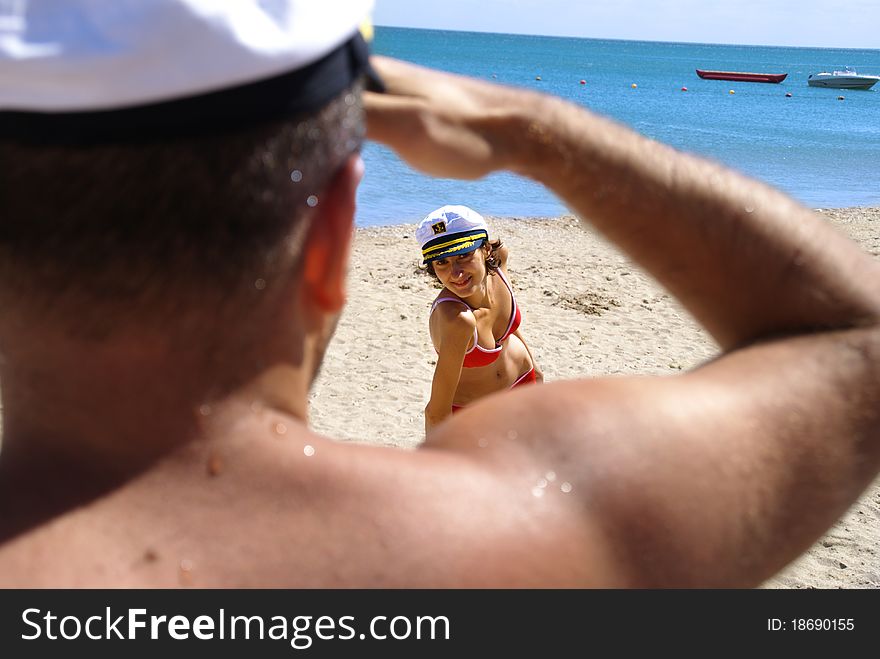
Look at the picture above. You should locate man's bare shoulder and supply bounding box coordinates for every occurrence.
[0,413,602,588]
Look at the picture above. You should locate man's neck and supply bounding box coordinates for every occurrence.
[0,320,312,479]
[0,336,312,543]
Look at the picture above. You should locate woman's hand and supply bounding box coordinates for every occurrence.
[424,401,449,434]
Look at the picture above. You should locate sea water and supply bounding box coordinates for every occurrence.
[357,26,880,226]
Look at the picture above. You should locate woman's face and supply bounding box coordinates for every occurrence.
[431,245,489,297]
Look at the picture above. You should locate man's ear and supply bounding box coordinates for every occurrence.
[301,155,364,312]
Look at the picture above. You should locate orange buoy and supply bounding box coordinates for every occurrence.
[631,83,637,88]
[729,89,735,94]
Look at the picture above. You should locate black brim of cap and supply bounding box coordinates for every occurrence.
[353,31,386,95]
[0,32,384,145]
[424,238,487,264]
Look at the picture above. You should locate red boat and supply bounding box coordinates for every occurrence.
[696,69,787,84]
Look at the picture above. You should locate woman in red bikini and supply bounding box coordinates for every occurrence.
[417,205,543,431]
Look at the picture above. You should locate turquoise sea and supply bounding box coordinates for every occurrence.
[357,26,880,227]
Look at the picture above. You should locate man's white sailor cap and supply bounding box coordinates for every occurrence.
[0,0,381,142]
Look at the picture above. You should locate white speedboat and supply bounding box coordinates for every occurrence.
[807,69,880,90]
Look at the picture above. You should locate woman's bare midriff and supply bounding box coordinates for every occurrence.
[453,334,533,406]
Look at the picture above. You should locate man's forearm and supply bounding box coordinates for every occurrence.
[365,56,880,347]
[501,94,880,349]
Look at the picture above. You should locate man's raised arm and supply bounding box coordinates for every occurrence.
[365,57,880,587]
[365,56,880,349]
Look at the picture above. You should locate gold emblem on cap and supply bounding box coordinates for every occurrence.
[359,18,374,42]
[431,221,446,235]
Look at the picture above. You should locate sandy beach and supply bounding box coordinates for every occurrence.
[309,206,880,589]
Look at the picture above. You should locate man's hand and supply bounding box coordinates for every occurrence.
[364,56,540,180]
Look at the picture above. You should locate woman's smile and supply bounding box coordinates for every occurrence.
[450,274,473,290]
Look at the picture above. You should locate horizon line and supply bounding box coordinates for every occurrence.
[372,23,880,52]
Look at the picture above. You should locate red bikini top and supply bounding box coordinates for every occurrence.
[430,268,521,368]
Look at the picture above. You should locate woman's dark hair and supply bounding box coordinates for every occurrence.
[425,238,503,279]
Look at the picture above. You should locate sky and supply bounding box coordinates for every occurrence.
[373,0,879,49]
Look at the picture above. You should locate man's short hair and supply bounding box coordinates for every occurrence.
[0,83,364,336]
